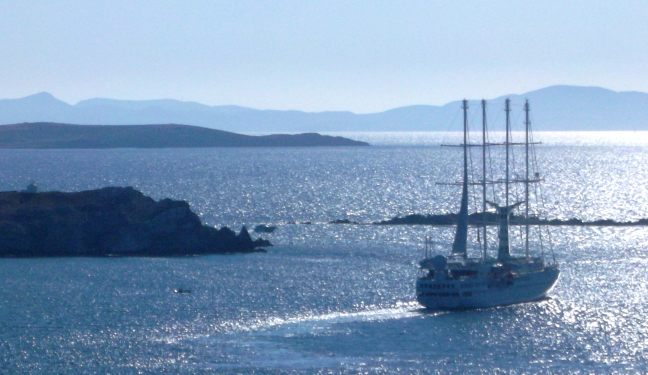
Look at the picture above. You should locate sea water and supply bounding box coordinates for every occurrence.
[1,132,648,373]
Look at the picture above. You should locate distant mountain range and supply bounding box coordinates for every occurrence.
[1,85,646,132]
[0,123,368,149]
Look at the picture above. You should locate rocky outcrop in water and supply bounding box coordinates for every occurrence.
[372,212,648,226]
[0,187,271,257]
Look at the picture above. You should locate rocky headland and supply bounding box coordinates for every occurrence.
[0,187,271,257]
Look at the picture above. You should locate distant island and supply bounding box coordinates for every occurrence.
[0,187,271,257]
[2,86,648,131]
[0,122,368,149]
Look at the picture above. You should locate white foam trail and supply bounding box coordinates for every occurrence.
[226,301,430,334]
[161,302,443,344]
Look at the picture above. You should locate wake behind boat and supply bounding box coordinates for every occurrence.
[416,99,559,309]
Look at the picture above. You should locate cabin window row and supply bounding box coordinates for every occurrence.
[421,292,460,297]
[419,292,473,298]
[421,284,455,290]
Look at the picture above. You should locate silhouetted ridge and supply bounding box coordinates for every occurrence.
[2,86,648,131]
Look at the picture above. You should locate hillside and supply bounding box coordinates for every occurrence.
[1,86,647,131]
[0,123,369,149]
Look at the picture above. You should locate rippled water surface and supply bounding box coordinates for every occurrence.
[2,132,648,373]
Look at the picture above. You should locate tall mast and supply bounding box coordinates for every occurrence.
[481,99,487,260]
[524,99,530,257]
[451,99,469,258]
[505,98,511,206]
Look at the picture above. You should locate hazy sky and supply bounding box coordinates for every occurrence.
[1,1,647,113]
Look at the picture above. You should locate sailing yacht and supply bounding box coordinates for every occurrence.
[416,99,559,309]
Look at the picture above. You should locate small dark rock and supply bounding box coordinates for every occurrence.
[329,219,359,224]
[254,224,276,233]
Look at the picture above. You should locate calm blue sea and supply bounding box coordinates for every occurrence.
[2,131,648,374]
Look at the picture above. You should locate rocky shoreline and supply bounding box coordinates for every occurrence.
[0,187,271,257]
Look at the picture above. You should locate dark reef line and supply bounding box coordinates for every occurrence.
[330,213,648,226]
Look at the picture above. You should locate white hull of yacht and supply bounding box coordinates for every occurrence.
[416,266,559,310]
